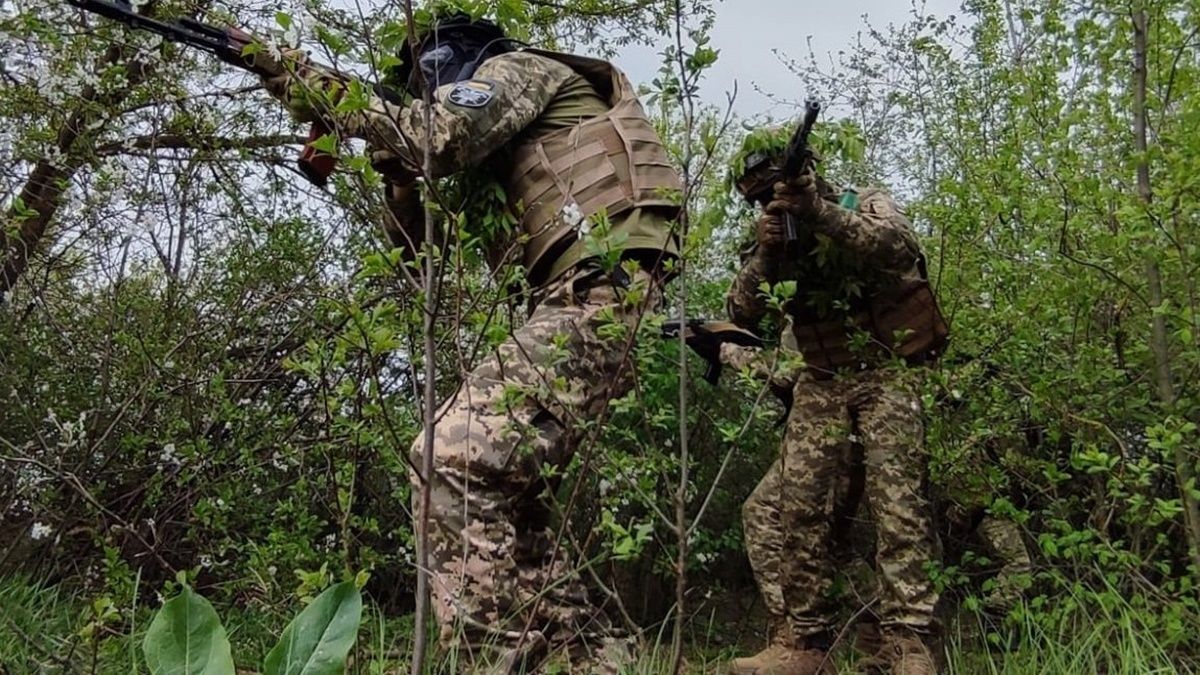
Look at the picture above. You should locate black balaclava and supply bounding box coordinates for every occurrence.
[404,14,513,97]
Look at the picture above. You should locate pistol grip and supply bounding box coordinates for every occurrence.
[783,212,799,243]
[299,121,336,187]
[703,360,722,386]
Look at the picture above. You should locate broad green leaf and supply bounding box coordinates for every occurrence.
[142,586,235,675]
[264,581,363,675]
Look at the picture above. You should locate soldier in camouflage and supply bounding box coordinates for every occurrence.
[721,145,949,675]
[260,12,681,673]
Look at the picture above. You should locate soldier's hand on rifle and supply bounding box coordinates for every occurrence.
[770,165,825,222]
[755,211,787,252]
[260,48,313,104]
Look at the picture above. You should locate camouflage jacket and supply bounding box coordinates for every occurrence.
[726,186,935,372]
[265,50,580,179]
[264,50,680,285]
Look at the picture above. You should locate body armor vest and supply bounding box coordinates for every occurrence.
[788,255,949,376]
[505,49,682,279]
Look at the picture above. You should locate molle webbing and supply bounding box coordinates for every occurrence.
[506,49,682,276]
[791,281,949,376]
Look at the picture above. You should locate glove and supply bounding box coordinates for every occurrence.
[769,165,826,222]
[755,211,787,253]
[258,49,342,124]
[226,27,287,78]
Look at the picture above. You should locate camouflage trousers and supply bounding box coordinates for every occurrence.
[408,265,658,672]
[742,367,940,638]
[944,510,1031,613]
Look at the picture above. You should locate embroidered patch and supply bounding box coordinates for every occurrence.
[446,80,496,108]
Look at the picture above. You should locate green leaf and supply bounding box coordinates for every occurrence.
[263,581,363,675]
[142,585,235,675]
[309,133,339,156]
[11,195,37,219]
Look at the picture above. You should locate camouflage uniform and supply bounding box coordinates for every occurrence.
[418,266,658,671]
[942,507,1032,614]
[724,185,944,643]
[264,44,679,672]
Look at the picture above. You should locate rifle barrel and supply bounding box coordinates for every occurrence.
[69,0,235,57]
[783,100,821,177]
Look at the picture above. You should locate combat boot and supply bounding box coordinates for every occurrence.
[729,628,836,675]
[853,620,883,657]
[727,620,793,675]
[858,627,938,675]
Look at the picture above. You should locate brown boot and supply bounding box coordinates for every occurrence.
[728,620,793,675]
[853,621,883,656]
[859,627,938,675]
[771,647,837,675]
[729,630,836,675]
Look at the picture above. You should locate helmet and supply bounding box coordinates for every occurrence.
[394,12,514,96]
[730,124,823,206]
[730,125,790,206]
[733,149,783,206]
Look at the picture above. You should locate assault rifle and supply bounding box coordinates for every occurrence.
[661,319,763,385]
[736,100,822,244]
[66,0,336,186]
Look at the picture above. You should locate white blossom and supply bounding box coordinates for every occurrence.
[561,201,586,236]
[282,19,303,49]
[265,39,283,64]
[30,522,53,540]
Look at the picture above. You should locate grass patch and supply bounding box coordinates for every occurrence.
[2,574,1198,673]
[944,587,1197,675]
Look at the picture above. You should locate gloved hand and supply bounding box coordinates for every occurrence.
[769,165,826,222]
[257,48,340,124]
[755,211,787,253]
[226,28,288,78]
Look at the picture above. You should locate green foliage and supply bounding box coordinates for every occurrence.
[7,0,1200,669]
[263,581,364,675]
[143,584,235,675]
[727,118,868,188]
[139,580,363,675]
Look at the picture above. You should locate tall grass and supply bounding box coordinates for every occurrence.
[0,577,85,671]
[2,574,1196,673]
[944,586,1195,675]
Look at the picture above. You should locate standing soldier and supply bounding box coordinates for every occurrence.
[259,9,681,673]
[720,138,949,675]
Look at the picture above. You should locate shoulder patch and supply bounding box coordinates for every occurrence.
[445,79,497,109]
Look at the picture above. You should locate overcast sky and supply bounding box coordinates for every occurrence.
[617,0,963,119]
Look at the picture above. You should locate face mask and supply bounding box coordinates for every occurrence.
[417,43,461,91]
